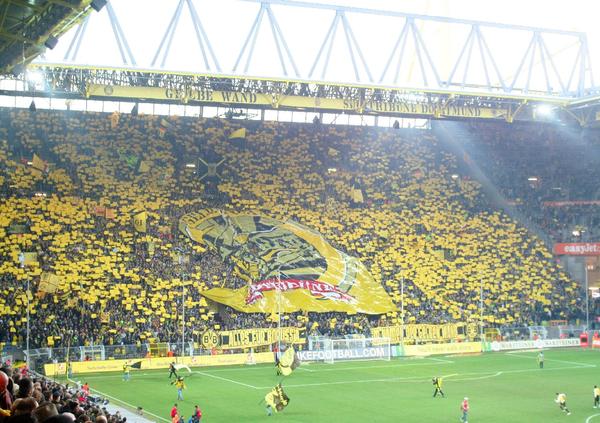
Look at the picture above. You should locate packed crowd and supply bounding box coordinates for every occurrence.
[0,109,581,354]
[0,362,124,423]
[462,121,600,242]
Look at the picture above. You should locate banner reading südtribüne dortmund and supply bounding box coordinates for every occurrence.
[179,211,395,314]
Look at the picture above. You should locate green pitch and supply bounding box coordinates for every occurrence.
[65,348,600,422]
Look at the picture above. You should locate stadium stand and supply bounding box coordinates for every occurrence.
[0,109,581,352]
[0,362,127,423]
[460,122,600,243]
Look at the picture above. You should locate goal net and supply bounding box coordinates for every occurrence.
[322,337,391,364]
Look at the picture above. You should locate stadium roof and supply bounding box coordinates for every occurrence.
[0,0,93,72]
[3,0,600,125]
[23,0,598,97]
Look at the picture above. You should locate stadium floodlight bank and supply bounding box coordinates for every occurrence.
[298,337,391,363]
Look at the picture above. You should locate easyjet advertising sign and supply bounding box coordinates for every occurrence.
[554,243,600,255]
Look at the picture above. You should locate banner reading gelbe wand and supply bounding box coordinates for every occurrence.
[179,211,394,314]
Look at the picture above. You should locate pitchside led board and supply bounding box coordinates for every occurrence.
[179,211,395,314]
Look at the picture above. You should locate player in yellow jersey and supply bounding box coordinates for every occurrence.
[537,351,544,369]
[555,393,571,415]
[432,377,445,397]
[122,363,130,382]
[594,385,600,408]
[171,377,186,401]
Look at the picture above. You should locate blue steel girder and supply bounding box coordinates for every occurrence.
[239,0,592,96]
[378,18,409,83]
[38,0,595,98]
[186,0,221,72]
[106,1,136,66]
[233,2,299,76]
[152,0,185,67]
[62,1,136,66]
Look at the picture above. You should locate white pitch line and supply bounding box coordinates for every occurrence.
[298,367,315,372]
[193,371,259,389]
[445,364,592,381]
[448,371,503,382]
[293,360,454,373]
[254,375,428,389]
[72,358,452,380]
[506,352,596,367]
[254,363,593,390]
[428,357,455,364]
[586,413,600,423]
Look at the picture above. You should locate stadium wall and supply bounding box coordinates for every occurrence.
[44,352,274,376]
[43,339,582,374]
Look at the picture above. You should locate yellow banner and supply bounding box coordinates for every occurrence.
[402,341,482,357]
[228,128,246,139]
[19,252,38,266]
[87,84,509,119]
[39,272,60,293]
[133,211,147,233]
[44,352,274,376]
[180,211,394,314]
[201,327,305,350]
[371,323,479,343]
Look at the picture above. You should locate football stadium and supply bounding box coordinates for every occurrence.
[2,0,600,422]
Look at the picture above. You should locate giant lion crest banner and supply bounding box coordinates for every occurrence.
[179,211,394,314]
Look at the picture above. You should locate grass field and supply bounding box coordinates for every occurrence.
[63,348,600,423]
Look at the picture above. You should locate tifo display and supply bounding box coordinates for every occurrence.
[0,110,581,355]
[0,106,597,423]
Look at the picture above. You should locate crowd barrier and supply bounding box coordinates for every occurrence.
[43,337,584,376]
[296,347,387,362]
[399,341,482,357]
[487,338,581,352]
[44,352,274,376]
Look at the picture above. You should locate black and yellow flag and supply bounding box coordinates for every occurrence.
[158,118,172,137]
[39,272,60,294]
[128,361,142,369]
[133,211,147,233]
[265,383,290,413]
[351,186,364,203]
[228,128,246,140]
[138,160,150,174]
[278,346,300,376]
[18,252,38,267]
[110,111,120,129]
[31,154,48,176]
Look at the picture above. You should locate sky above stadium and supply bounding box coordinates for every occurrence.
[38,0,600,92]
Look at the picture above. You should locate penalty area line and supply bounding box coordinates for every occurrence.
[193,371,260,389]
[506,352,596,368]
[262,363,590,389]
[255,374,427,390]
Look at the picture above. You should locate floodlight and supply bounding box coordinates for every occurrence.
[26,70,45,88]
[91,0,107,12]
[44,36,58,50]
[535,104,553,117]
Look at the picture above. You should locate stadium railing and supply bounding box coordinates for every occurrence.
[25,342,207,371]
